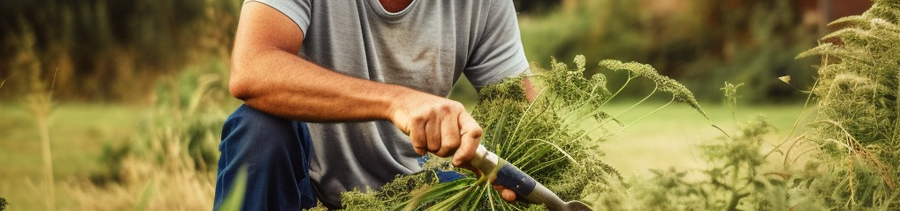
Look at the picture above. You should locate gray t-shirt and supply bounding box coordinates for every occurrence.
[248,0,529,207]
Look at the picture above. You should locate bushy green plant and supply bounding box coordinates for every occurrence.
[73,58,235,210]
[91,59,233,186]
[797,0,900,208]
[627,82,830,211]
[0,197,8,211]
[336,55,708,210]
[636,117,827,211]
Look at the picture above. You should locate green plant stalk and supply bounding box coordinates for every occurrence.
[536,72,622,131]
[508,88,548,149]
[764,78,819,159]
[217,166,249,211]
[33,70,58,211]
[892,71,900,144]
[510,142,569,173]
[596,81,656,131]
[133,180,155,211]
[561,81,659,140]
[622,97,674,129]
[38,116,54,211]
[541,91,617,141]
[600,74,636,108]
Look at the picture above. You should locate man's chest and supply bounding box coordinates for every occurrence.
[299,1,485,96]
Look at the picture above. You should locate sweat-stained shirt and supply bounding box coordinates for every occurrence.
[246,0,529,207]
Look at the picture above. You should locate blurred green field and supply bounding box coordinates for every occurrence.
[598,102,807,177]
[0,103,148,210]
[0,101,807,210]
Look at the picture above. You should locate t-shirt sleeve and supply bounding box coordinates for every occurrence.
[464,0,531,89]
[245,0,312,36]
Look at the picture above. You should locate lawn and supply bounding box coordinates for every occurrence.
[598,102,808,177]
[0,103,148,210]
[0,101,807,210]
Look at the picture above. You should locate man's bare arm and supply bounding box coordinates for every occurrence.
[230,2,482,164]
[232,3,403,122]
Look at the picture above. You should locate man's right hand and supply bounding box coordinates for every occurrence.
[389,92,482,167]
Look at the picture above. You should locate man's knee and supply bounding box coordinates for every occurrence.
[224,105,295,138]
[215,104,316,210]
[221,104,310,154]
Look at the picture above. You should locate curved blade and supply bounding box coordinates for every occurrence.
[562,201,593,211]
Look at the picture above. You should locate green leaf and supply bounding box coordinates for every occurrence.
[216,166,248,211]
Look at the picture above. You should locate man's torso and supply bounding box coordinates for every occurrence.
[250,0,528,207]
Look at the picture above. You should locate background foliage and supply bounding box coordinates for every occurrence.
[1,0,831,103]
[518,0,820,103]
[0,0,239,101]
[2,0,895,210]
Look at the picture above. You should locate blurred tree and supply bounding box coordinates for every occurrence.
[513,0,563,14]
[519,0,827,103]
[0,0,239,102]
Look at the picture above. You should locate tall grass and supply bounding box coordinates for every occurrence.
[10,25,59,211]
[3,11,239,208]
[57,58,237,210]
[32,72,55,211]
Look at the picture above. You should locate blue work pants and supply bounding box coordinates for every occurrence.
[213,104,317,210]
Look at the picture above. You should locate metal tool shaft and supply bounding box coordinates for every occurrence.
[469,145,581,211]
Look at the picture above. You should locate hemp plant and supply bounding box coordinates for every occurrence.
[336,55,708,210]
[796,0,900,208]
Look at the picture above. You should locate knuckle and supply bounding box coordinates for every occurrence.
[438,103,454,113]
[442,139,460,149]
[451,101,464,110]
[426,133,437,142]
[435,148,448,157]
[470,128,483,139]
[412,115,426,124]
[428,139,441,150]
[427,140,438,149]
[411,136,425,146]
[410,133,423,143]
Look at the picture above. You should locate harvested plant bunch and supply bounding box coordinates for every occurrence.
[338,55,707,210]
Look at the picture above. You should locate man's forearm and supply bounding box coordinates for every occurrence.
[230,48,420,123]
[229,2,418,123]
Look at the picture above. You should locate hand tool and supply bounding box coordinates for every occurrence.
[469,145,595,211]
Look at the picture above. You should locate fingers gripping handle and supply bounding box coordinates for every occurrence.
[495,160,538,199]
[473,145,570,209]
[473,145,536,199]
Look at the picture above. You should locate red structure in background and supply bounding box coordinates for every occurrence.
[796,0,872,35]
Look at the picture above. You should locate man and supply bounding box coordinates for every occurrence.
[214,0,534,210]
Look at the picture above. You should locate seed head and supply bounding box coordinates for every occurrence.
[600,60,709,119]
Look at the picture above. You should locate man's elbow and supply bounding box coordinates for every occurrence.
[228,62,254,101]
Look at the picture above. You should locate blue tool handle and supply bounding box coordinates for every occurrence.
[493,162,538,200]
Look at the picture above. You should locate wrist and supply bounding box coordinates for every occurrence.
[382,85,415,122]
